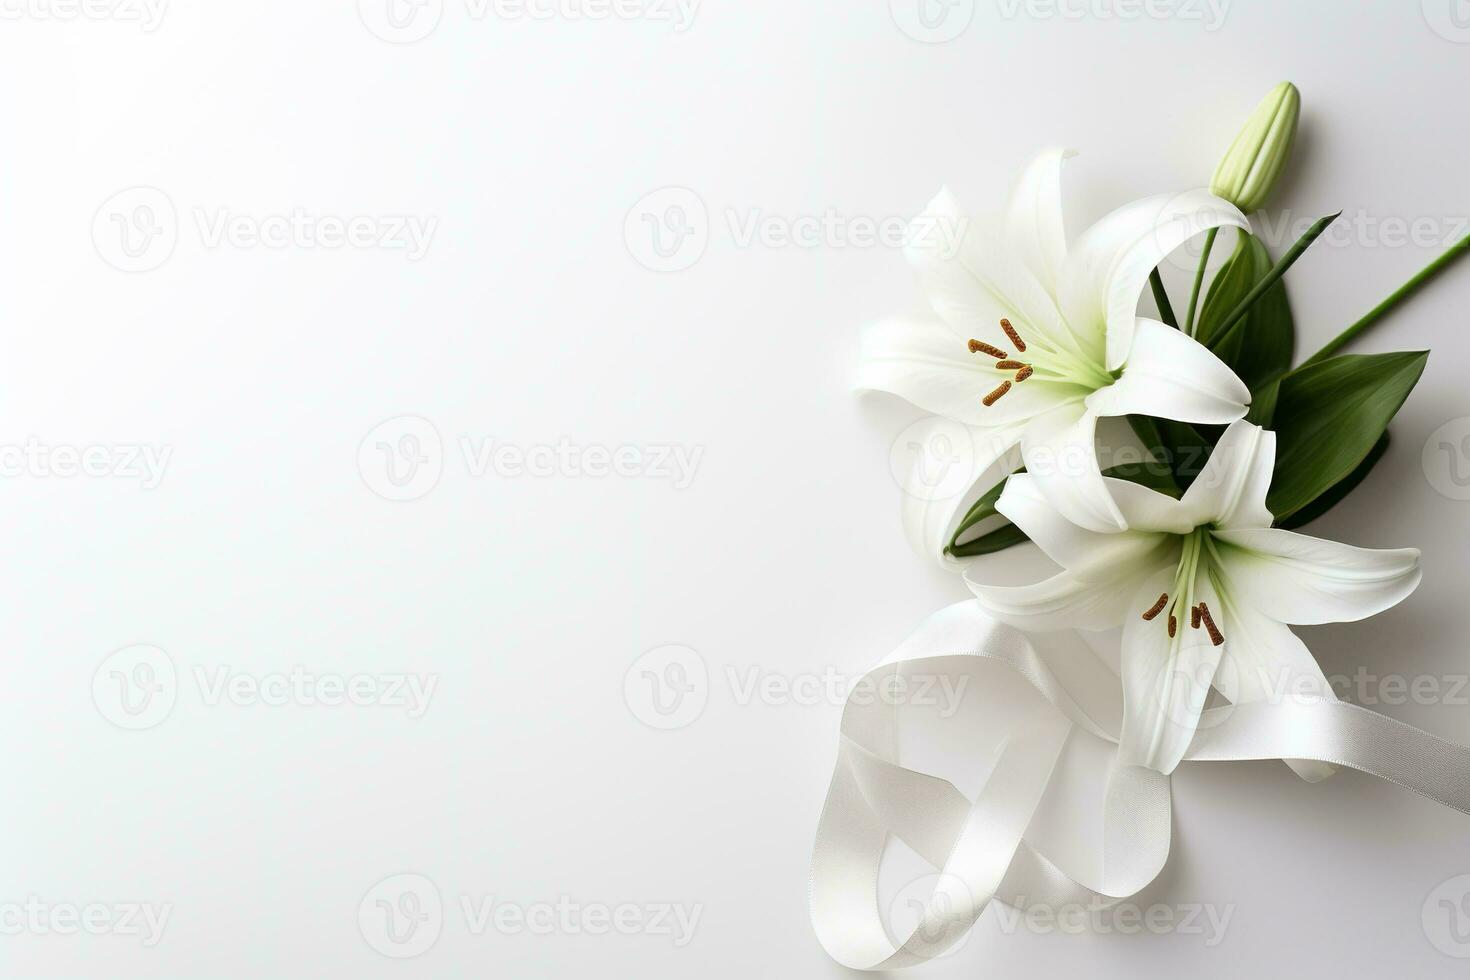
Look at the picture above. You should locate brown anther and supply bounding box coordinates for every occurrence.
[1141,593,1168,621]
[996,360,1026,371]
[1014,365,1034,383]
[1198,603,1224,647]
[982,381,1012,407]
[1168,615,1178,638]
[969,339,1008,359]
[1190,605,1202,630]
[1000,319,1027,353]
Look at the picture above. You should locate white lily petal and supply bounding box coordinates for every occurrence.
[1059,190,1249,371]
[1005,148,1074,295]
[996,473,1171,573]
[1020,401,1124,533]
[1118,568,1225,774]
[965,557,1165,633]
[855,315,1088,426]
[901,426,1024,563]
[1086,318,1250,424]
[1106,477,1198,536]
[905,187,1087,361]
[1210,585,1338,783]
[1181,420,1276,530]
[1212,528,1422,626]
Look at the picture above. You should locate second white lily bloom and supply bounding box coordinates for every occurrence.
[967,420,1423,775]
[859,150,1253,548]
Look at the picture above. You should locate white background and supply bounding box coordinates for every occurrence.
[2,0,1470,976]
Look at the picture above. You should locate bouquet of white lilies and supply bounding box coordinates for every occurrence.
[810,84,1470,970]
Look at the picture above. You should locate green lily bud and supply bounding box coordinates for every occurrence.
[1210,81,1300,213]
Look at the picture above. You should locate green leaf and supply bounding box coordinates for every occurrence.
[1125,416,1179,492]
[947,471,1014,555]
[1196,235,1262,346]
[1129,415,1216,490]
[1277,432,1391,530]
[1197,234,1295,391]
[1266,351,1428,519]
[948,522,1029,558]
[1149,268,1179,329]
[1246,375,1281,427]
[1158,420,1218,489]
[1104,457,1183,498]
[1208,212,1339,353]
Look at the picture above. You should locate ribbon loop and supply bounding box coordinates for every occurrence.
[811,600,1470,970]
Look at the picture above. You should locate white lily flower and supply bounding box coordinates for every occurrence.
[966,419,1422,776]
[859,150,1253,549]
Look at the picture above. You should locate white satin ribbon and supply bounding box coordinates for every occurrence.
[809,600,1470,970]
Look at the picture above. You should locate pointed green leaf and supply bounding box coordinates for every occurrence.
[1208,212,1339,352]
[1102,458,1182,498]
[1127,415,1215,490]
[1246,375,1281,427]
[948,522,1030,558]
[948,471,1013,554]
[1196,235,1262,346]
[1197,233,1295,391]
[1149,268,1179,328]
[1267,351,1428,519]
[1277,432,1391,530]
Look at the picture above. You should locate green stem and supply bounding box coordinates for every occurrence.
[1183,227,1218,337]
[1149,269,1178,328]
[1299,231,1470,369]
